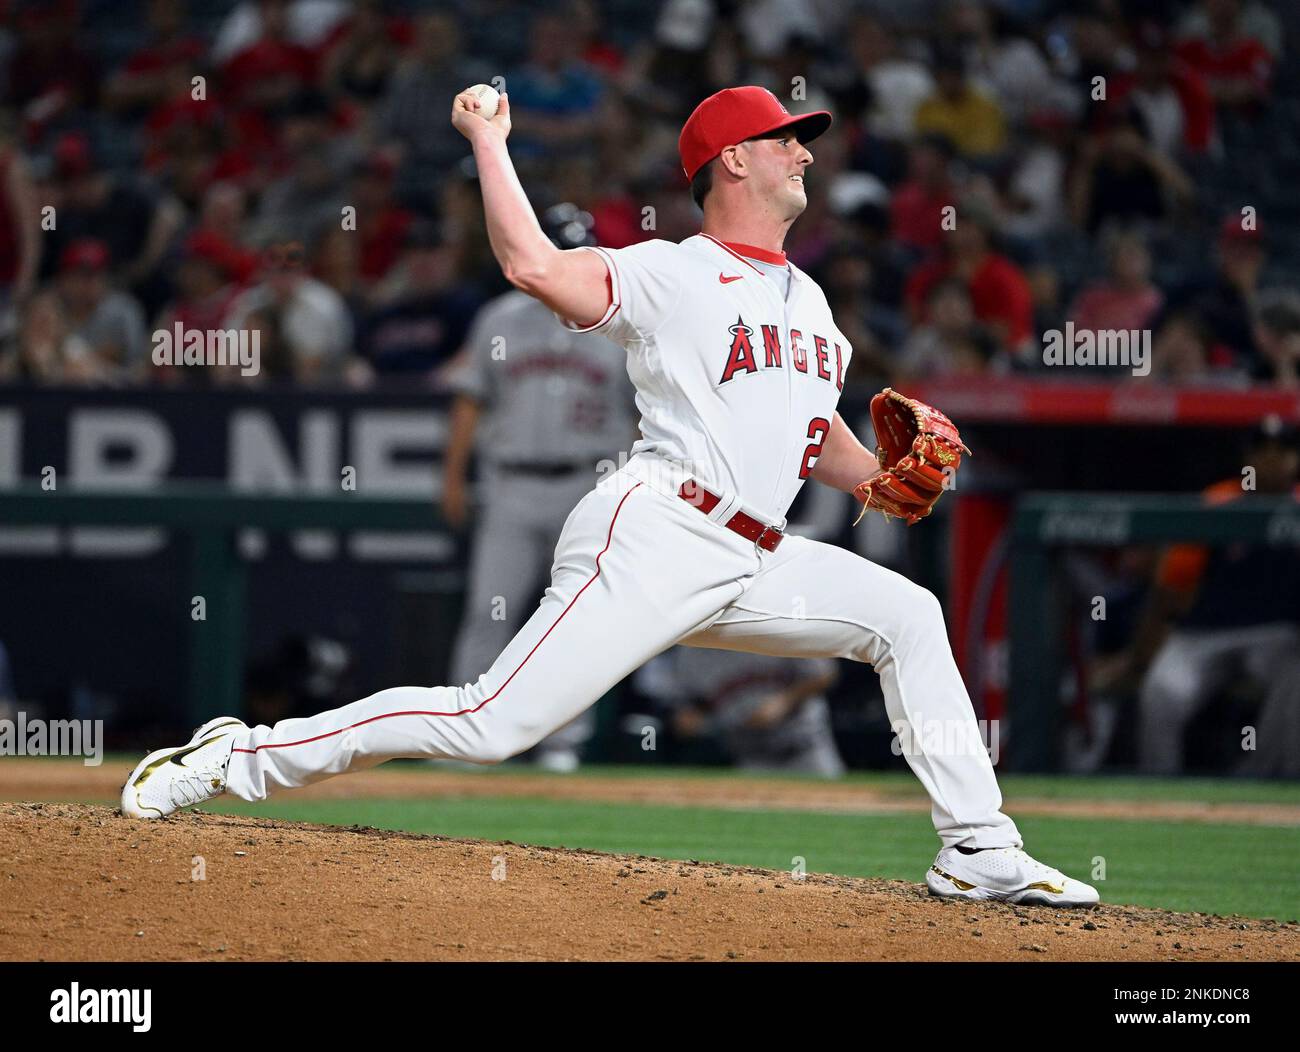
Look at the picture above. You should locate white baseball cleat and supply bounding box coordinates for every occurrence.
[926,846,1100,908]
[120,717,248,819]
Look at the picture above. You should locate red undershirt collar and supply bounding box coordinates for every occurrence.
[720,240,787,266]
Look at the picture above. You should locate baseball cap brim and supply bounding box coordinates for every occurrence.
[754,110,832,146]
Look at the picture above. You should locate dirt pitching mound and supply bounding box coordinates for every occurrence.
[2,803,1296,961]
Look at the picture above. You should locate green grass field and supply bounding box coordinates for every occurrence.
[204,765,1300,921]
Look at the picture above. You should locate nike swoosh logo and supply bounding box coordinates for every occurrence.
[168,739,218,768]
[128,737,219,788]
[719,274,743,284]
[130,719,242,784]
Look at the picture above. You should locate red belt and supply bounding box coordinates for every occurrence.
[677,481,784,552]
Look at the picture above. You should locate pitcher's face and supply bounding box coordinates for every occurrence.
[742,134,813,219]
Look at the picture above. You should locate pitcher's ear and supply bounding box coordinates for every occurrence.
[718,144,746,179]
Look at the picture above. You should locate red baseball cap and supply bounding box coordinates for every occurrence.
[678,86,831,182]
[54,132,95,180]
[1219,214,1264,244]
[183,229,242,276]
[59,239,110,273]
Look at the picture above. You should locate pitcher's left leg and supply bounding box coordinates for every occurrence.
[685,534,1017,849]
[684,535,1098,905]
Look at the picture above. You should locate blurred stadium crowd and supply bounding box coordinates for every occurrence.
[1,0,1299,780]
[0,0,1298,392]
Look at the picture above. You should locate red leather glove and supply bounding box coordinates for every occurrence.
[853,388,970,526]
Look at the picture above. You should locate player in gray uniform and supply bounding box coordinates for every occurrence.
[441,205,638,771]
[651,648,845,777]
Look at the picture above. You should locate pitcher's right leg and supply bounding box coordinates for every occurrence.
[222,479,750,802]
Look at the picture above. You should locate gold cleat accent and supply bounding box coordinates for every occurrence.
[931,865,977,891]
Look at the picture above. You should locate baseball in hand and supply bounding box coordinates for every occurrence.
[465,83,500,121]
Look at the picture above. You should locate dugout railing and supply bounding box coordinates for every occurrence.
[1008,492,1300,771]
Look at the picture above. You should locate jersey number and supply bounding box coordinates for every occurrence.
[799,417,830,479]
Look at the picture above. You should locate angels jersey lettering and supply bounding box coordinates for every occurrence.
[566,234,852,524]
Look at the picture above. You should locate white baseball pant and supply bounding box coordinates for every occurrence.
[450,467,601,758]
[225,460,1021,849]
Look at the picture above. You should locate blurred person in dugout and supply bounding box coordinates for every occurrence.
[440,204,637,772]
[643,648,845,778]
[1094,417,1300,776]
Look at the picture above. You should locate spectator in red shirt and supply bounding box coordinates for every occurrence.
[898,278,1005,381]
[152,229,249,386]
[189,182,258,285]
[1108,21,1215,156]
[142,86,225,194]
[1067,229,1164,335]
[211,2,326,196]
[571,0,625,77]
[889,135,957,256]
[1176,0,1274,111]
[905,198,1034,353]
[587,181,646,249]
[1178,0,1282,58]
[349,153,414,283]
[105,0,207,117]
[220,0,318,116]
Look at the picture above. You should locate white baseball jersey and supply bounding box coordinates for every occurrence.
[567,233,853,525]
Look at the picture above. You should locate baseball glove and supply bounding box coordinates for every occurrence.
[853,388,970,526]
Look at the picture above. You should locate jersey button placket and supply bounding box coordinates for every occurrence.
[771,272,798,506]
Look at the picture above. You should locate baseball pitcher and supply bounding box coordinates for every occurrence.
[123,85,1098,907]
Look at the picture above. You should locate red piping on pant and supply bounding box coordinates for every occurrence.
[230,483,644,756]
